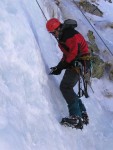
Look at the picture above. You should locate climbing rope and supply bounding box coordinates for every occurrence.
[35,0,48,21]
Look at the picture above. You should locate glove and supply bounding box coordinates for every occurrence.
[49,67,61,75]
[57,60,69,70]
[49,60,69,75]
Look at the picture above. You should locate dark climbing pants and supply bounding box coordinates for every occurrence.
[60,68,86,117]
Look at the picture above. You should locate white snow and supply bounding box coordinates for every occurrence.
[0,0,113,150]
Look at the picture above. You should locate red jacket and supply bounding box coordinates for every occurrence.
[58,29,89,63]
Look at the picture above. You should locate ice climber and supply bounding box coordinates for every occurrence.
[46,18,90,129]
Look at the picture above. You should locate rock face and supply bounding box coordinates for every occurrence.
[87,30,100,53]
[109,69,113,80]
[55,0,60,6]
[106,22,113,29]
[80,0,112,4]
[79,1,103,17]
[87,30,105,79]
[91,55,105,78]
[106,63,113,80]
[87,30,113,80]
[105,0,112,3]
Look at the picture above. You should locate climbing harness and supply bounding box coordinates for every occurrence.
[72,56,94,98]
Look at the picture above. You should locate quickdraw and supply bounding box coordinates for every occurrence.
[72,60,94,98]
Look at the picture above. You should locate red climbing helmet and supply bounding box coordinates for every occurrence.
[46,18,61,32]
